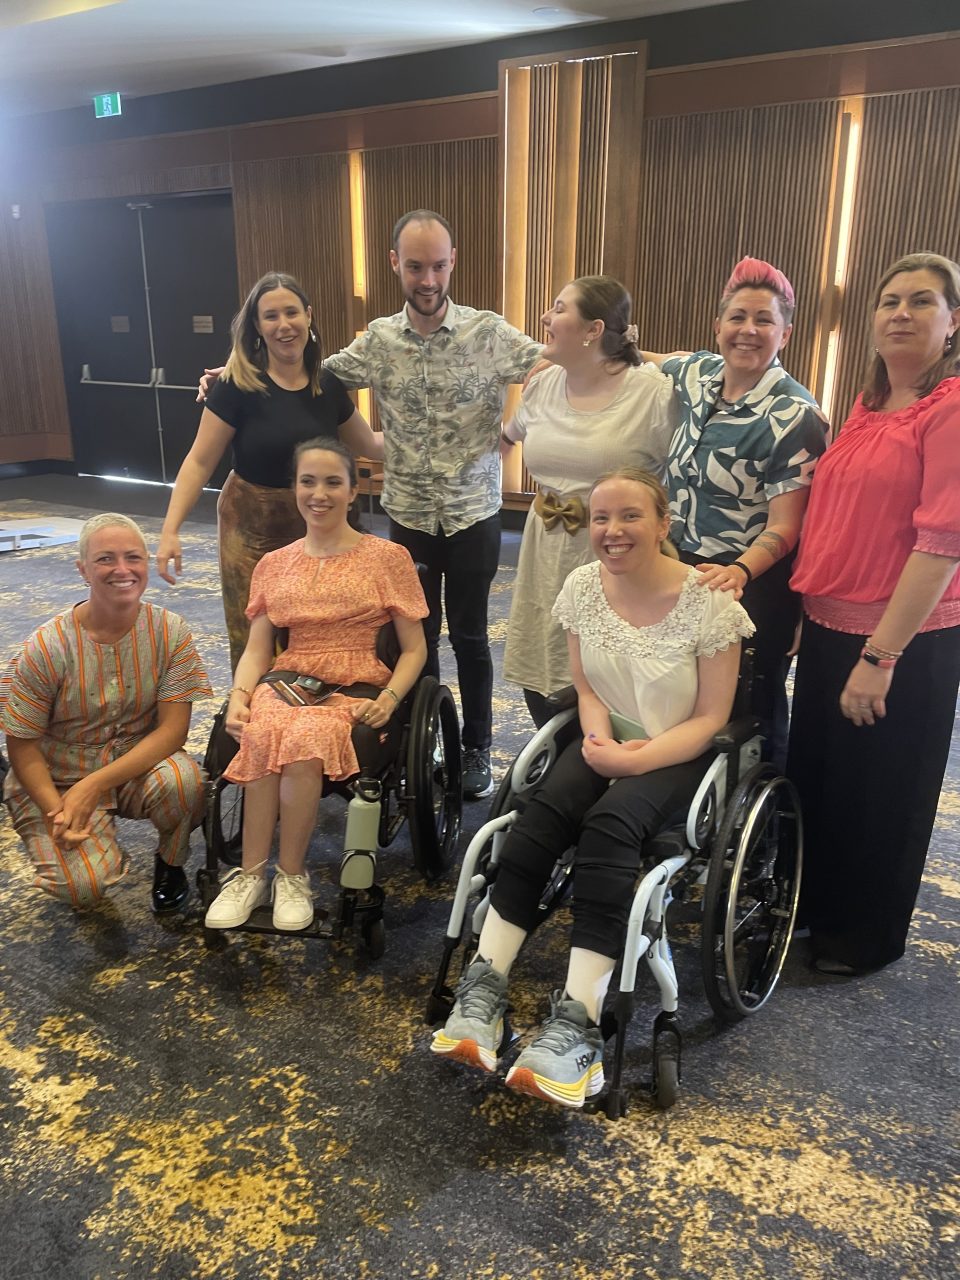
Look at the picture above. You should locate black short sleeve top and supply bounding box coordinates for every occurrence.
[204,368,355,488]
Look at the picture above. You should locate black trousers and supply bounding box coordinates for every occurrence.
[680,551,798,765]
[787,618,960,970]
[491,739,712,958]
[389,514,501,751]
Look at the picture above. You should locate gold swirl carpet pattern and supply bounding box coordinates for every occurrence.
[0,498,957,1280]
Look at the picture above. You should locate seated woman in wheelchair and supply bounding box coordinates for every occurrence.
[204,438,427,932]
[431,467,753,1107]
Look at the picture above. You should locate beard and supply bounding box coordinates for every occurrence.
[405,285,449,318]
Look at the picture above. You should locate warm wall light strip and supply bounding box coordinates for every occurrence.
[348,150,366,301]
[820,101,863,423]
[347,151,372,423]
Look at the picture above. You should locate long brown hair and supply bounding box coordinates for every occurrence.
[222,272,322,396]
[862,252,960,410]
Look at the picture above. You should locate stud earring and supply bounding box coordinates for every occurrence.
[583,338,592,348]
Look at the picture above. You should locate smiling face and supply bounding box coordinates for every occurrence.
[390,219,456,319]
[295,448,358,529]
[77,525,149,608]
[589,476,670,574]
[255,286,312,369]
[541,282,600,364]
[714,287,791,386]
[873,268,960,372]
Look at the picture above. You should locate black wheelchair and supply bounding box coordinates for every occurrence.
[197,621,462,956]
[426,654,802,1115]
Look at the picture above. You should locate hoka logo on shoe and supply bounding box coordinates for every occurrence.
[576,1051,596,1071]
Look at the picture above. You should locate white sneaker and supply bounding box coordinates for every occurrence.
[205,869,269,929]
[272,869,314,931]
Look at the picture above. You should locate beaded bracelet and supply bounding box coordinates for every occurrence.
[864,638,903,660]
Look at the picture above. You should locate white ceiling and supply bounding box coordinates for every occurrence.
[0,0,743,118]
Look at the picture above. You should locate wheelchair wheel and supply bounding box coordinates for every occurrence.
[701,764,802,1023]
[206,779,244,867]
[407,678,462,881]
[202,702,243,866]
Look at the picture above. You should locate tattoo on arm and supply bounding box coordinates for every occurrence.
[754,530,790,562]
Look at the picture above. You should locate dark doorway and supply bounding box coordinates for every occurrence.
[45,192,238,484]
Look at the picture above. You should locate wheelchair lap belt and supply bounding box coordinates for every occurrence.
[258,671,383,706]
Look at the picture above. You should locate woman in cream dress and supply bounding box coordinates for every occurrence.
[502,276,676,725]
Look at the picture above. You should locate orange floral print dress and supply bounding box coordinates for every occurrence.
[224,535,428,784]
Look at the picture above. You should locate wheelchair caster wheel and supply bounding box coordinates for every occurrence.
[361,917,385,959]
[425,991,454,1024]
[652,1045,680,1109]
[602,1088,628,1120]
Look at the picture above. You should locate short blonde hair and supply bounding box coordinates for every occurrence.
[77,513,147,560]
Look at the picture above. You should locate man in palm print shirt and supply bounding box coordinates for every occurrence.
[326,211,542,798]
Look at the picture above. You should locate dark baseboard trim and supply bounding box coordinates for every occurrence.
[0,460,78,480]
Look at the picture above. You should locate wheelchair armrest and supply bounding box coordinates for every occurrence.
[713,715,761,752]
[544,685,578,713]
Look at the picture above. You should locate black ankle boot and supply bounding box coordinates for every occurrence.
[152,855,189,914]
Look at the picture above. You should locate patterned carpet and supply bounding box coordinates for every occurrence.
[0,495,957,1280]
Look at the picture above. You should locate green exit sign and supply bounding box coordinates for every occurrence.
[94,92,122,118]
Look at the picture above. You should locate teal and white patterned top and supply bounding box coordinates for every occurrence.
[325,300,542,535]
[662,351,828,559]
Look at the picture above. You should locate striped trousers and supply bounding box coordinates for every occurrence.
[7,751,205,909]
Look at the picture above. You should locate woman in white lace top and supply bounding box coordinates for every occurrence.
[431,468,753,1108]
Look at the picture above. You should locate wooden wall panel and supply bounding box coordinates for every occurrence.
[830,87,960,423]
[574,58,610,279]
[232,154,354,363]
[360,137,499,323]
[0,191,72,460]
[634,99,841,396]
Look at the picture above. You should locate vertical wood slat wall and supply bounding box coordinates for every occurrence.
[634,99,841,397]
[232,155,354,364]
[574,58,610,279]
[830,87,960,424]
[501,46,646,492]
[361,138,499,325]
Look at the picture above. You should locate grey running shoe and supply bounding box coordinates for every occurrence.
[462,748,494,799]
[430,958,508,1072]
[505,992,604,1108]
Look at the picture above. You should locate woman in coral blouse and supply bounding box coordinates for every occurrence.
[203,438,427,934]
[789,252,960,975]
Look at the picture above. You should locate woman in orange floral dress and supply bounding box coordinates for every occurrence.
[204,439,428,932]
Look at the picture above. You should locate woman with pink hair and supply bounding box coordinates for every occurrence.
[646,257,828,757]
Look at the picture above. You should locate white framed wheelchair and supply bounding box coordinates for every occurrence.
[425,674,802,1116]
